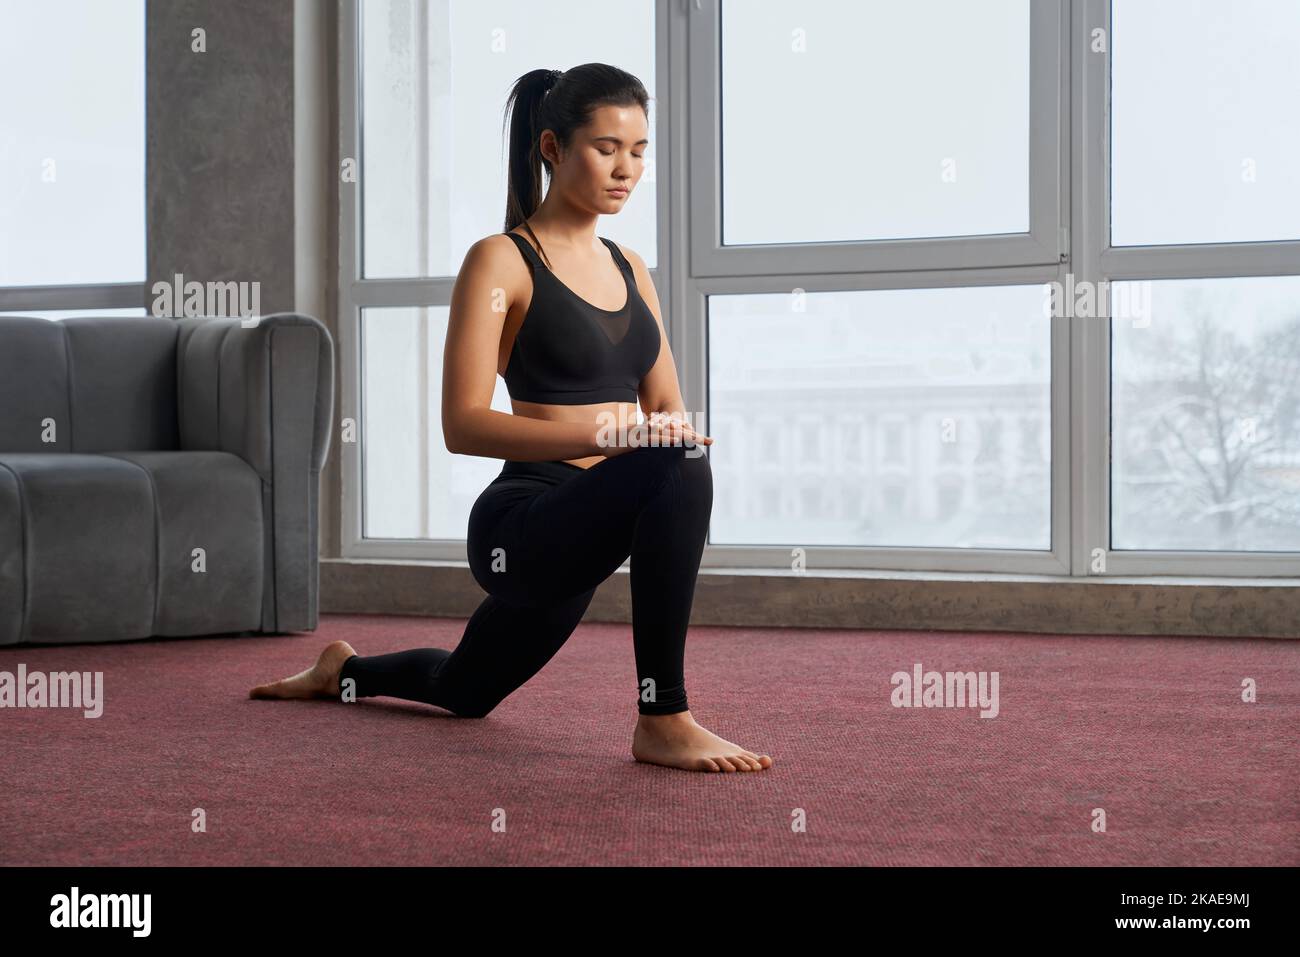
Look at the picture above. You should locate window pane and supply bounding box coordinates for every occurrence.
[0,0,145,286]
[721,0,1030,246]
[1111,275,1300,551]
[1111,0,1300,247]
[359,0,657,279]
[361,307,511,540]
[708,284,1050,548]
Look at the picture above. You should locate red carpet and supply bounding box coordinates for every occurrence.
[2,614,1296,866]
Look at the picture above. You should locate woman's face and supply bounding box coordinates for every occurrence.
[545,104,649,214]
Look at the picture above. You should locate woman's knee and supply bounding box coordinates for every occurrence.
[676,446,713,510]
[644,443,712,520]
[639,440,710,473]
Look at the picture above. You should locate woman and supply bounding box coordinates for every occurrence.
[251,63,772,774]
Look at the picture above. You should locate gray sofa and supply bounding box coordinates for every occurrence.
[0,313,334,646]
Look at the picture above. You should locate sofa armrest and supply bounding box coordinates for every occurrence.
[175,313,335,631]
[175,313,334,479]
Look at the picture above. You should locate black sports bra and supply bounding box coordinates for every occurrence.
[502,231,661,405]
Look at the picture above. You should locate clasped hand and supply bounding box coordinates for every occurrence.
[601,411,713,457]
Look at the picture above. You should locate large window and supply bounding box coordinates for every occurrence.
[721,0,1031,246]
[1095,0,1300,575]
[709,284,1050,550]
[1109,0,1300,248]
[341,0,1300,578]
[1111,276,1300,552]
[0,0,146,318]
[693,0,1063,575]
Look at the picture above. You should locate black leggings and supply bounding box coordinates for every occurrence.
[338,442,713,717]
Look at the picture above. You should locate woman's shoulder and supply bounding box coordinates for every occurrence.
[604,237,645,265]
[480,228,527,248]
[455,231,536,286]
[604,238,648,280]
[465,230,533,263]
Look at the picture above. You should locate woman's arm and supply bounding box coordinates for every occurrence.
[623,244,690,422]
[442,236,603,462]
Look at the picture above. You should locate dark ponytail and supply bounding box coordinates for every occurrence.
[502,62,650,268]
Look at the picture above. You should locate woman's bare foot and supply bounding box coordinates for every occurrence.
[632,711,774,772]
[248,639,357,700]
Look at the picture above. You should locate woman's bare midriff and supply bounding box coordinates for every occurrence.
[508,398,638,469]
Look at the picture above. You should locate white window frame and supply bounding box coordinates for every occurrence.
[689,0,1065,277]
[1077,0,1300,576]
[337,0,1300,577]
[686,0,1069,574]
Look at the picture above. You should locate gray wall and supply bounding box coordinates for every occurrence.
[146,0,296,313]
[146,0,341,556]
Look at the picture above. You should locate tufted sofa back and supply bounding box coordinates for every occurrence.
[0,316,181,453]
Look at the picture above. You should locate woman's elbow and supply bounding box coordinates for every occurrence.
[444,406,488,455]
[442,415,466,454]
